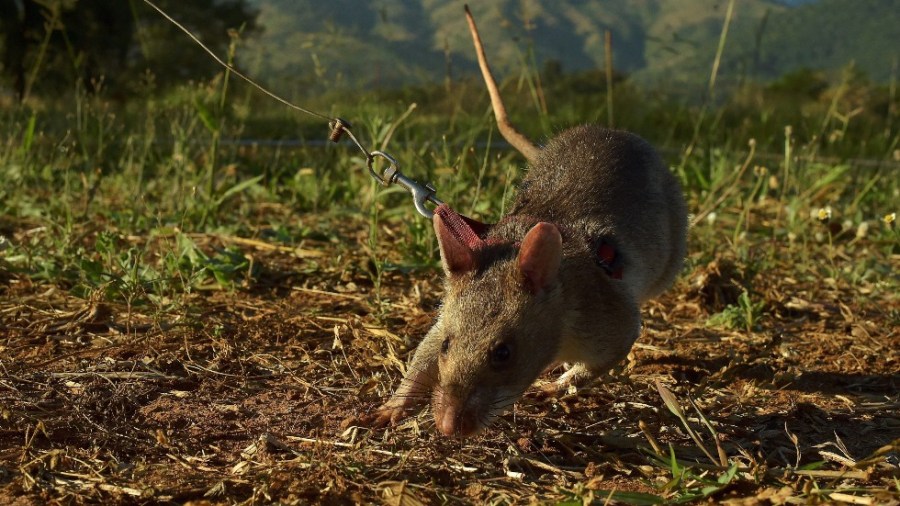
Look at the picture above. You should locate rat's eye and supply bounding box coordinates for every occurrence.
[490,343,511,367]
[441,338,450,354]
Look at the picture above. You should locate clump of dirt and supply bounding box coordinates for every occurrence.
[689,257,750,311]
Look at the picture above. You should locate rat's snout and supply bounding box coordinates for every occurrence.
[433,386,481,437]
[436,402,478,437]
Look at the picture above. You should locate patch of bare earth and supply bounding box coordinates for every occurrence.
[1,219,898,504]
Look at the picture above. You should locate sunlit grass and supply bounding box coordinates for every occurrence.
[2,69,897,308]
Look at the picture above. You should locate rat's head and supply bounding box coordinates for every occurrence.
[430,214,564,437]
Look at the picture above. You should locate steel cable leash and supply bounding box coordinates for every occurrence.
[142,0,444,218]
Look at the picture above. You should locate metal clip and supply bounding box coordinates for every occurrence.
[367,151,443,218]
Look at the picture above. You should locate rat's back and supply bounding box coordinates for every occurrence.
[508,125,687,301]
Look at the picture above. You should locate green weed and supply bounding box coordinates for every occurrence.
[706,290,765,332]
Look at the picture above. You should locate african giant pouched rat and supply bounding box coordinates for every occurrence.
[371,7,688,437]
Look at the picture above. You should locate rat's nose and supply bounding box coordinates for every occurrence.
[434,390,479,437]
[436,406,478,437]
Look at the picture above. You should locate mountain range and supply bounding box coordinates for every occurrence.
[240,0,898,92]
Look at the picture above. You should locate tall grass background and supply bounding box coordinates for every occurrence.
[0,20,897,317]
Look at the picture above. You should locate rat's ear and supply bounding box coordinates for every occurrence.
[517,222,562,294]
[434,214,477,275]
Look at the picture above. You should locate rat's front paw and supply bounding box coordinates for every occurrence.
[537,363,598,398]
[537,379,578,400]
[557,363,599,387]
[539,381,567,396]
[364,372,433,429]
[364,399,422,428]
[370,405,406,427]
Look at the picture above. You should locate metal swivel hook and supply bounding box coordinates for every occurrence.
[366,151,443,218]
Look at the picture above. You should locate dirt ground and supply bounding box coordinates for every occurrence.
[1,218,898,505]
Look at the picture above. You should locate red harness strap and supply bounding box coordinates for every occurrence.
[434,204,624,279]
[434,204,490,250]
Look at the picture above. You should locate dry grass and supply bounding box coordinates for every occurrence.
[1,207,898,505]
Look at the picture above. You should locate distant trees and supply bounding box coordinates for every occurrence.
[0,0,259,101]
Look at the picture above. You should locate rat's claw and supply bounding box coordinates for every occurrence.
[366,403,413,428]
[535,363,597,399]
[536,380,571,400]
[371,408,398,428]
